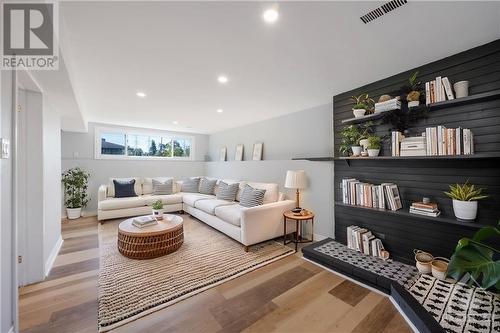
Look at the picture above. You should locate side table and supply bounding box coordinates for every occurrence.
[283,210,315,251]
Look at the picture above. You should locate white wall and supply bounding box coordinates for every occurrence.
[206,104,335,238]
[61,122,209,214]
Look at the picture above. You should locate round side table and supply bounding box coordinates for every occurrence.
[283,210,315,251]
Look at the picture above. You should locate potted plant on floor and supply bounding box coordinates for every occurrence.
[367,135,382,157]
[62,167,90,220]
[444,181,488,221]
[151,200,164,220]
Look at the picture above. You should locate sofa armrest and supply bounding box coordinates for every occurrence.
[240,200,296,246]
[98,185,108,203]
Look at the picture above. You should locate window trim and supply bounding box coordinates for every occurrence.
[94,126,195,161]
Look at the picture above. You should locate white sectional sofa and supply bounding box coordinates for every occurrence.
[98,177,296,250]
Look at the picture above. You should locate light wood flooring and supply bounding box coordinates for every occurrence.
[19,215,413,333]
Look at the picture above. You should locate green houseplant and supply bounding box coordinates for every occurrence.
[447,222,499,290]
[444,181,488,221]
[366,135,382,157]
[405,71,423,107]
[151,199,164,220]
[339,123,373,157]
[351,94,375,117]
[62,167,90,220]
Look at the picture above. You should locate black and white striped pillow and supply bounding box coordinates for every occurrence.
[216,181,239,201]
[199,178,217,195]
[181,177,201,193]
[239,184,266,207]
[152,178,173,195]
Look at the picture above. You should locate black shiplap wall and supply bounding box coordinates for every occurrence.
[333,39,500,264]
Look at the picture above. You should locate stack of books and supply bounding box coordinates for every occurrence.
[424,126,474,156]
[132,216,158,228]
[400,136,426,156]
[409,201,441,217]
[425,76,454,104]
[375,98,401,113]
[347,225,386,258]
[391,131,405,156]
[342,178,402,211]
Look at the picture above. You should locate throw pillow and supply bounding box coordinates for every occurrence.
[113,179,137,198]
[181,177,201,193]
[199,178,217,195]
[216,181,239,201]
[239,184,266,207]
[152,178,173,195]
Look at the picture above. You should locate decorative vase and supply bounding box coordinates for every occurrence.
[352,109,366,118]
[359,139,369,152]
[453,81,469,98]
[66,207,82,220]
[351,146,362,156]
[408,100,420,107]
[452,199,477,221]
[367,149,380,157]
[152,208,164,220]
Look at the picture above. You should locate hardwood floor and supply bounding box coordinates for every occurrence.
[19,215,413,333]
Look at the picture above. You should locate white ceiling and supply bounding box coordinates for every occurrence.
[58,1,500,134]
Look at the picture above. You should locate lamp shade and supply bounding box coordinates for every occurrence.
[284,170,307,189]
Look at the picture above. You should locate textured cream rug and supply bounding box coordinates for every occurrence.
[97,215,294,332]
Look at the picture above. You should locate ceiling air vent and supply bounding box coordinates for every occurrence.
[360,0,408,24]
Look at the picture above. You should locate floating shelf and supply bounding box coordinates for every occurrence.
[340,109,395,125]
[293,153,500,162]
[335,201,488,230]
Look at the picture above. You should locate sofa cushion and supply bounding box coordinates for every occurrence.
[246,182,279,204]
[199,178,217,195]
[181,177,201,193]
[108,177,142,197]
[214,204,245,227]
[216,181,240,201]
[194,199,236,215]
[98,196,146,211]
[113,179,138,198]
[143,194,183,206]
[239,184,266,207]
[182,193,215,207]
[218,179,246,201]
[152,178,173,195]
[143,177,173,195]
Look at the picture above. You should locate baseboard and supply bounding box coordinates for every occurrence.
[45,236,63,277]
[61,210,97,220]
[314,233,328,241]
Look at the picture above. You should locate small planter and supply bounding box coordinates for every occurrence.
[414,249,433,274]
[359,139,369,151]
[351,146,362,157]
[452,199,478,221]
[408,100,420,107]
[431,257,449,280]
[453,80,469,98]
[367,149,380,157]
[66,207,82,220]
[352,109,366,118]
[152,208,164,220]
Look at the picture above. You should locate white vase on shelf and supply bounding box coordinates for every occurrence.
[452,199,477,221]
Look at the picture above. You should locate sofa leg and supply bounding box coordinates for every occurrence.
[179,210,184,214]
[99,220,104,225]
[244,246,249,252]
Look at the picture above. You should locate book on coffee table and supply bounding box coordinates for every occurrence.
[132,216,158,228]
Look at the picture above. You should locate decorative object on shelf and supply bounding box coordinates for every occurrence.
[151,200,164,220]
[252,142,263,160]
[431,257,449,280]
[400,136,426,156]
[350,94,375,117]
[453,80,469,98]
[234,144,244,161]
[407,91,420,107]
[414,249,434,274]
[219,146,227,161]
[447,222,499,290]
[285,170,307,213]
[403,71,423,107]
[378,94,392,103]
[444,181,488,221]
[339,123,373,157]
[380,250,390,261]
[374,97,401,113]
[367,135,381,157]
[410,200,440,217]
[62,167,90,220]
[359,138,369,155]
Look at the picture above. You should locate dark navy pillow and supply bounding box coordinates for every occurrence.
[113,179,137,198]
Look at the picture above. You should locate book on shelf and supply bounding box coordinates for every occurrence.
[341,178,400,211]
[410,201,441,217]
[424,126,473,156]
[346,225,385,258]
[375,98,401,112]
[391,131,405,156]
[409,207,441,217]
[442,77,455,100]
[425,76,455,104]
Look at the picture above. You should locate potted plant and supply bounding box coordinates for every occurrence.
[447,222,499,290]
[62,167,90,220]
[339,123,373,157]
[367,135,382,157]
[405,71,423,107]
[350,94,374,118]
[444,181,488,221]
[151,200,164,220]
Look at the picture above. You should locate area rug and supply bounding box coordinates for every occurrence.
[97,216,294,332]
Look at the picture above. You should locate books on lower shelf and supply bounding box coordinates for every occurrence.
[132,215,158,228]
[409,201,441,217]
[425,76,455,104]
[342,178,402,211]
[347,225,386,259]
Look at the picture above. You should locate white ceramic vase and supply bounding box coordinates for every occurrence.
[152,208,164,220]
[352,109,366,118]
[452,199,477,221]
[359,139,369,152]
[66,207,82,220]
[453,81,469,98]
[351,146,362,156]
[367,149,380,157]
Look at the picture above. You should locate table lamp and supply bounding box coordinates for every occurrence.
[285,170,307,213]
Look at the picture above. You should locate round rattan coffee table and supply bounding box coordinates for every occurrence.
[117,214,183,259]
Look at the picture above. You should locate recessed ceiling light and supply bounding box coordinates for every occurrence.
[136,91,146,98]
[173,121,179,125]
[216,109,223,113]
[217,75,228,84]
[263,8,279,23]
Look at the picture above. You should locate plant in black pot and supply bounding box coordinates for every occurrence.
[62,167,90,220]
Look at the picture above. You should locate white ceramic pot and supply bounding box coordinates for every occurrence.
[351,146,362,156]
[152,208,164,220]
[453,80,469,98]
[66,207,82,220]
[452,199,478,221]
[408,100,420,107]
[352,109,366,118]
[367,149,380,157]
[359,139,369,152]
